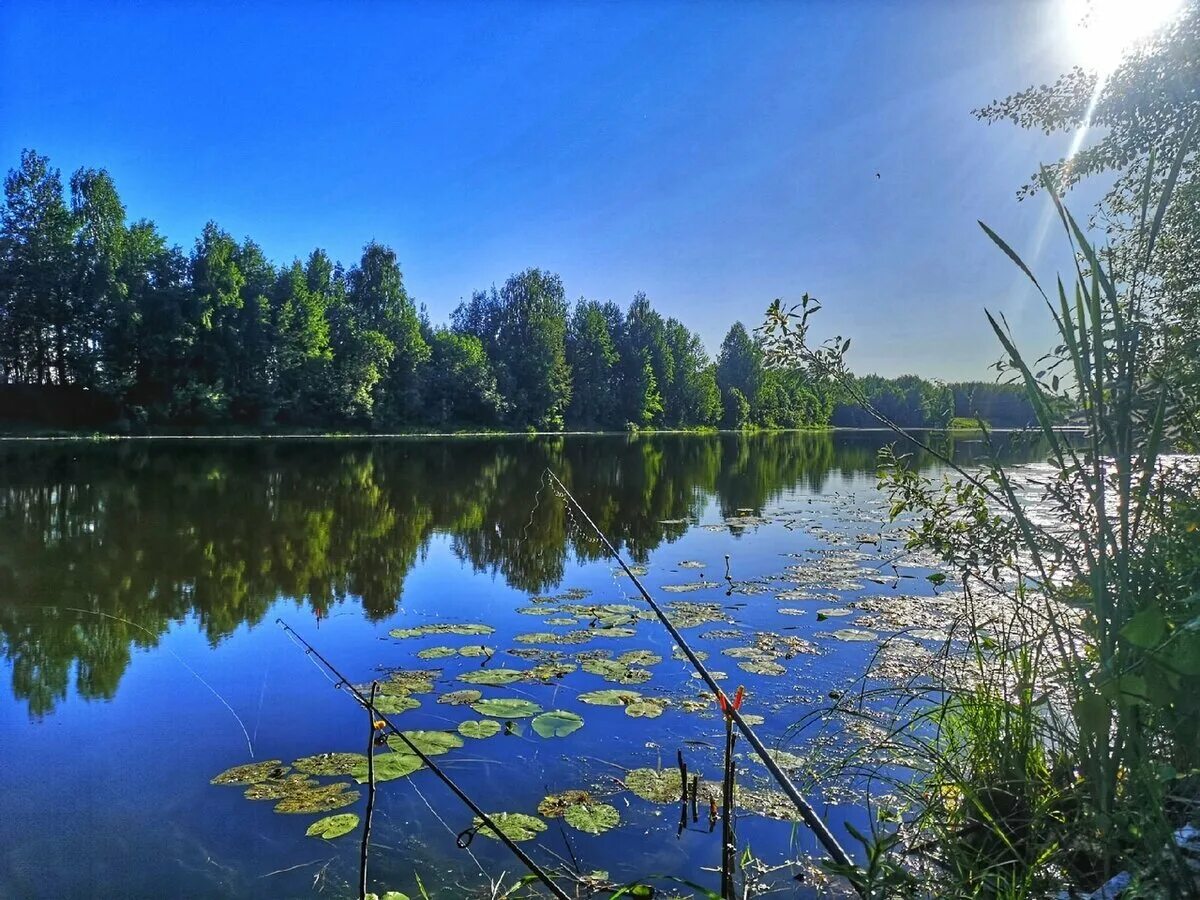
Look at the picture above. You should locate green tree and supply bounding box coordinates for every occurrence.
[716,322,763,425]
[565,299,620,428]
[272,260,332,423]
[68,167,127,390]
[663,317,721,426]
[618,292,672,426]
[421,328,503,427]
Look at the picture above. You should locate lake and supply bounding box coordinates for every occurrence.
[0,431,1045,899]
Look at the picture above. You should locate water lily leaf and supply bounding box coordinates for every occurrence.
[293,752,367,777]
[825,628,879,642]
[244,774,318,800]
[531,710,584,738]
[373,694,420,714]
[666,601,728,628]
[306,813,360,840]
[211,759,288,785]
[388,730,463,756]
[678,560,706,569]
[514,632,563,644]
[558,587,591,600]
[538,789,591,817]
[563,802,620,835]
[624,768,680,804]
[616,650,662,666]
[365,893,411,900]
[672,646,708,661]
[578,689,642,706]
[472,812,547,842]
[438,689,482,706]
[458,644,495,658]
[389,623,494,639]
[469,697,542,718]
[417,646,458,659]
[661,582,719,594]
[543,617,578,626]
[458,719,502,739]
[581,658,651,684]
[909,629,950,642]
[624,698,669,718]
[357,752,423,782]
[738,659,786,676]
[763,748,806,770]
[525,661,577,681]
[379,670,439,695]
[274,782,359,814]
[457,668,526,685]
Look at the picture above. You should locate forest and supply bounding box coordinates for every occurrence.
[0,151,1034,434]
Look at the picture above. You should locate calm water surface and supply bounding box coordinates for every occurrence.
[0,432,1044,899]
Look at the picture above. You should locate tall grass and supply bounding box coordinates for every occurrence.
[761,133,1200,897]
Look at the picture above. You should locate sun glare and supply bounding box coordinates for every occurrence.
[1063,0,1184,75]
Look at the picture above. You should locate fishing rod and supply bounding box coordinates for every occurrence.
[275,618,572,900]
[543,469,861,885]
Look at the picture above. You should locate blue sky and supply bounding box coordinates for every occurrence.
[0,1,1106,380]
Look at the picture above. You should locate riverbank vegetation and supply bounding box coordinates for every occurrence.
[0,153,1033,435]
[762,9,1200,896]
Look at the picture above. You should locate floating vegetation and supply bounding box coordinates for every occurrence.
[558,587,591,600]
[458,644,494,658]
[616,650,662,666]
[580,658,651,684]
[678,560,706,569]
[274,781,360,814]
[211,760,287,785]
[666,601,728,629]
[578,688,642,706]
[823,628,879,642]
[244,774,318,801]
[564,802,620,835]
[294,752,365,777]
[416,646,457,659]
[672,646,708,661]
[530,710,585,738]
[379,669,440,695]
[458,719,502,739]
[373,695,420,714]
[437,689,482,706]
[738,659,786,676]
[525,661,576,681]
[816,608,853,619]
[616,564,649,577]
[777,607,807,616]
[774,588,824,602]
[764,748,806,770]
[472,812,547,842]
[469,697,543,718]
[388,623,494,639]
[457,668,526,686]
[908,628,951,642]
[543,617,578,626]
[388,731,463,756]
[305,813,360,840]
[624,768,680,804]
[364,752,425,782]
[507,647,564,661]
[537,789,592,817]
[700,628,743,640]
[661,581,719,594]
[624,698,669,718]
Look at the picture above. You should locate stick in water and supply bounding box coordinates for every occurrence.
[359,681,378,900]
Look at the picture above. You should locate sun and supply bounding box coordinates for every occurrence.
[1062,0,1185,75]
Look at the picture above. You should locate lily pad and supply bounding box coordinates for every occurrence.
[388,730,463,756]
[458,644,495,658]
[624,768,680,804]
[563,802,620,835]
[293,752,366,777]
[379,670,439,695]
[438,689,482,706]
[666,601,729,628]
[525,661,577,681]
[661,581,718,594]
[211,759,288,785]
[389,623,494,639]
[738,659,787,676]
[274,781,359,814]
[365,893,411,900]
[816,608,853,618]
[457,668,526,686]
[473,812,547,842]
[469,697,543,718]
[458,719,502,739]
[531,710,585,738]
[373,694,420,714]
[678,560,706,569]
[360,752,424,783]
[537,789,592,817]
[306,813,360,840]
[624,698,669,718]
[616,650,662,666]
[825,628,879,642]
[244,774,318,800]
[417,646,458,659]
[578,689,642,707]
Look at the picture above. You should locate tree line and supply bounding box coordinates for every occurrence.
[0,150,1034,432]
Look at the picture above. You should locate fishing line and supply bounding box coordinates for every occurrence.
[61,605,254,757]
[542,469,862,888]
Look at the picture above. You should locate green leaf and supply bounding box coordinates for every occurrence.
[1121,607,1167,649]
[531,710,584,738]
[457,719,502,739]
[469,697,543,718]
[305,813,360,839]
[388,730,463,756]
[563,802,620,834]
[472,812,547,842]
[578,688,642,706]
[624,768,680,803]
[457,668,526,685]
